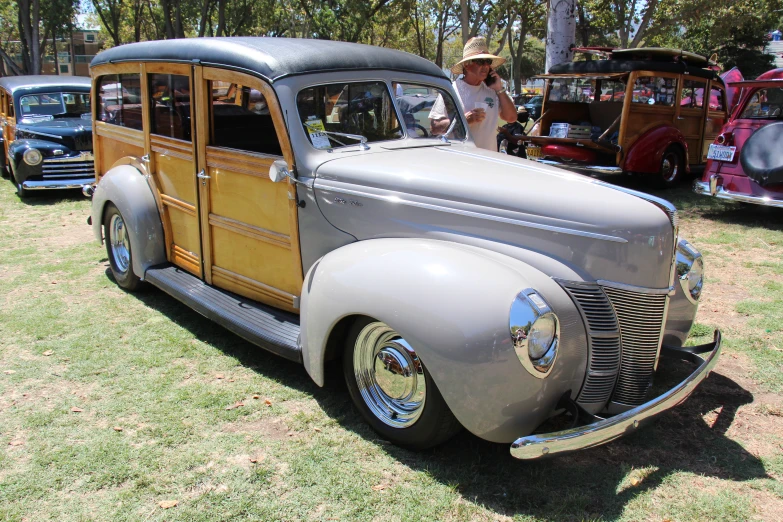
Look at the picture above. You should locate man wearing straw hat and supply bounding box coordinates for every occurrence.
[430,36,517,151]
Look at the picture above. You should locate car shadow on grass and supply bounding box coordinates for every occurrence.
[119,276,770,520]
[13,188,86,206]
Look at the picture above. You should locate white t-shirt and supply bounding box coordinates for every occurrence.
[430,78,500,151]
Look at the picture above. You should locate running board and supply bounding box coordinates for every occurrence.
[145,265,302,363]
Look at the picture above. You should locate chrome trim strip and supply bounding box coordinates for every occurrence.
[511,331,721,459]
[694,180,783,208]
[596,279,673,295]
[22,179,94,190]
[17,129,63,140]
[532,158,624,175]
[314,182,628,244]
[43,152,94,163]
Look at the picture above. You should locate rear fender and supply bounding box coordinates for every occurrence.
[90,164,166,279]
[300,238,588,442]
[623,126,688,174]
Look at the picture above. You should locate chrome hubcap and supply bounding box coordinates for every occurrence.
[661,153,679,182]
[353,322,426,428]
[109,214,131,274]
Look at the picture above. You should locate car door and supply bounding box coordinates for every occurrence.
[1,89,15,164]
[701,83,728,162]
[675,78,708,165]
[192,67,303,313]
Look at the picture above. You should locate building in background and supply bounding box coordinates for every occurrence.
[4,27,101,77]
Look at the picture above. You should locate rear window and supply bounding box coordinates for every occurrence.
[739,88,783,119]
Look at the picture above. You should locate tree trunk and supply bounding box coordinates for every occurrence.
[545,0,575,72]
[53,31,59,74]
[160,0,175,39]
[217,0,226,37]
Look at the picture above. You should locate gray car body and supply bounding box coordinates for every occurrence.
[90,65,698,444]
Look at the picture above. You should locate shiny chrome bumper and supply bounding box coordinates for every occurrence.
[693,179,783,208]
[22,179,94,191]
[510,330,721,460]
[532,158,624,175]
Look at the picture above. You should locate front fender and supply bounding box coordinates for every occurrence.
[623,126,689,174]
[90,164,166,279]
[300,238,588,443]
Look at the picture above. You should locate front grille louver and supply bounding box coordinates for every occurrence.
[42,158,95,180]
[560,281,668,409]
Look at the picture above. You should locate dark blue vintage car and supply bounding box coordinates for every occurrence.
[0,75,94,198]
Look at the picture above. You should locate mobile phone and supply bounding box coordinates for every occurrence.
[485,69,497,87]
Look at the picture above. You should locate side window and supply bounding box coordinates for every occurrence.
[7,93,13,118]
[149,73,191,141]
[599,79,626,102]
[209,80,282,156]
[632,76,677,107]
[709,87,725,111]
[680,80,705,109]
[98,73,142,130]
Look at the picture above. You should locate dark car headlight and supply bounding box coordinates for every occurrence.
[510,290,560,377]
[676,239,704,304]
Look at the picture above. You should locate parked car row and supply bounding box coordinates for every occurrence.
[1,40,726,461]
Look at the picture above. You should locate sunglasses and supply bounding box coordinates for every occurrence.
[470,58,493,66]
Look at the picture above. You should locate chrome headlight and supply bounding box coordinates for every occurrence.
[510,290,560,377]
[676,239,704,304]
[23,148,43,166]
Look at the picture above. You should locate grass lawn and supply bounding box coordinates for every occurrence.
[0,172,781,521]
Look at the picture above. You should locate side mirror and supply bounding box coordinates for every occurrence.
[269,160,290,183]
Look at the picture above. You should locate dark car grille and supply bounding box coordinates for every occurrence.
[42,155,95,180]
[561,281,668,409]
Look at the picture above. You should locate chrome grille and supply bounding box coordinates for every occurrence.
[42,155,95,180]
[603,286,668,406]
[560,282,621,407]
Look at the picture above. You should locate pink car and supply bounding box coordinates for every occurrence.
[694,68,783,207]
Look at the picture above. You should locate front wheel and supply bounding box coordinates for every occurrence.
[343,318,461,450]
[103,203,142,291]
[13,174,29,198]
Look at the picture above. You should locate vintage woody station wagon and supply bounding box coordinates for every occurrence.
[85,38,721,459]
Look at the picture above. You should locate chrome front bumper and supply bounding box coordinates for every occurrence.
[693,179,783,208]
[22,179,94,191]
[510,330,722,460]
[532,158,623,175]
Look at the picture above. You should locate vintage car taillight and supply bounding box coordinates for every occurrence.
[715,132,734,146]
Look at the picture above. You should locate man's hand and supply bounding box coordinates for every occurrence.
[487,70,504,93]
[465,108,486,124]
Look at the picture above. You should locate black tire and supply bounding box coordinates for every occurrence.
[343,317,461,450]
[13,173,29,198]
[652,145,684,188]
[103,203,142,291]
[0,147,8,179]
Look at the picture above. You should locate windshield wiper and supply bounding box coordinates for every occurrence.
[304,123,369,150]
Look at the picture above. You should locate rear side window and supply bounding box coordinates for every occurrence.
[98,74,142,130]
[149,73,191,141]
[680,80,706,109]
[209,80,282,156]
[599,79,626,102]
[548,78,594,103]
[632,76,677,107]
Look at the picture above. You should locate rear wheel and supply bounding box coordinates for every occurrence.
[103,203,141,291]
[654,145,684,188]
[343,317,461,450]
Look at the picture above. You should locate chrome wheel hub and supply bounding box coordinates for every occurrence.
[353,322,426,428]
[661,153,679,182]
[109,214,131,274]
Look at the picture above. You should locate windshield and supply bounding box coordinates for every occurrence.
[392,82,466,140]
[740,88,783,119]
[19,92,90,118]
[297,81,402,149]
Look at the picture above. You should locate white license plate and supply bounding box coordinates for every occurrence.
[707,144,736,162]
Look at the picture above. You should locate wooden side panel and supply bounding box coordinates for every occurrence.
[623,104,675,152]
[676,108,704,165]
[94,123,145,177]
[151,134,200,276]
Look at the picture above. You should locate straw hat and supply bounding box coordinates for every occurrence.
[451,36,506,75]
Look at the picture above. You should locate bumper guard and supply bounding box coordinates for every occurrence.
[510,330,722,459]
[694,179,783,208]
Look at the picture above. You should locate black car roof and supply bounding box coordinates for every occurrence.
[0,75,91,95]
[90,37,448,82]
[546,60,720,81]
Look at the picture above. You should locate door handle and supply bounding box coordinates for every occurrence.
[197,169,210,179]
[141,154,150,162]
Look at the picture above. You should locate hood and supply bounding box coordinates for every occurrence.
[16,117,93,152]
[312,143,676,288]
